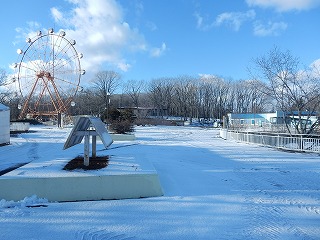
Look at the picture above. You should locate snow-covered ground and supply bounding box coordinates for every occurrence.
[0,125,320,239]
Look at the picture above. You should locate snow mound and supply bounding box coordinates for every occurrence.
[0,195,48,209]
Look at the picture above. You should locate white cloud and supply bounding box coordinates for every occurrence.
[291,59,320,87]
[311,59,320,68]
[150,42,167,57]
[117,61,131,72]
[146,21,158,31]
[195,10,256,31]
[13,22,41,46]
[48,0,147,78]
[215,10,256,31]
[134,0,144,17]
[253,21,288,36]
[194,12,205,30]
[246,0,320,12]
[310,59,320,76]
[51,7,63,22]
[199,74,218,79]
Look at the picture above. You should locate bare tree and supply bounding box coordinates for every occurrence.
[198,75,230,120]
[0,68,6,86]
[172,76,198,121]
[71,88,100,116]
[198,77,215,120]
[0,69,9,103]
[213,77,231,119]
[92,71,121,120]
[0,69,25,120]
[149,78,174,118]
[124,79,145,109]
[232,79,270,114]
[252,46,320,134]
[92,70,121,108]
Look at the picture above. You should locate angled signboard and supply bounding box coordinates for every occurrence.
[89,117,113,149]
[63,115,113,150]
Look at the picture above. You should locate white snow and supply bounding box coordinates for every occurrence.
[0,125,320,239]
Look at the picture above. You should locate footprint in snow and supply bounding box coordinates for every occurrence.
[75,228,139,240]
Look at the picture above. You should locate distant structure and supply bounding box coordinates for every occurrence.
[0,103,10,145]
[227,111,318,133]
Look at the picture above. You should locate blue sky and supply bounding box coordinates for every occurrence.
[1,0,320,84]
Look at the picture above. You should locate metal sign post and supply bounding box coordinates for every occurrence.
[84,133,90,166]
[92,135,97,158]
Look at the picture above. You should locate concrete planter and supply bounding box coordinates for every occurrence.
[0,155,163,202]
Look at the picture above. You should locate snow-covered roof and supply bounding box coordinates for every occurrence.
[0,103,9,111]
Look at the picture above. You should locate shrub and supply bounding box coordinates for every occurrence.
[108,108,135,134]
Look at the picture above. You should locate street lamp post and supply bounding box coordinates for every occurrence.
[106,92,110,120]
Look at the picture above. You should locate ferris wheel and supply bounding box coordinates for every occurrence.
[13,28,85,121]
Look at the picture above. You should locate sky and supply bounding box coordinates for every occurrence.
[0,0,320,84]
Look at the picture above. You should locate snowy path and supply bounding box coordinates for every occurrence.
[0,125,320,239]
[0,127,70,174]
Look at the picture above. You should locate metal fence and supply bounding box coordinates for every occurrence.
[220,129,320,153]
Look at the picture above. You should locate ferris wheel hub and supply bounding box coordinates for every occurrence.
[36,71,53,80]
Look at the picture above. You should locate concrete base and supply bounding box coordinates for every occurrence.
[0,155,163,202]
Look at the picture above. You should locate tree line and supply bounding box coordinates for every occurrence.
[1,46,320,134]
[68,73,271,122]
[0,70,270,123]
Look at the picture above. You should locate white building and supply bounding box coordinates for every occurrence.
[227,110,318,133]
[0,103,10,145]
